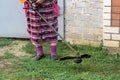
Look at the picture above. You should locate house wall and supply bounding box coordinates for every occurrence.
[103,0,120,48]
[64,0,103,46]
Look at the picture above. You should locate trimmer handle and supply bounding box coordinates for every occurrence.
[29,0,37,3]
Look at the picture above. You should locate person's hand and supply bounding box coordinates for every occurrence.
[35,0,45,4]
[20,0,27,3]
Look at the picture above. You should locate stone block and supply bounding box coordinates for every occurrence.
[104,7,111,13]
[103,20,111,26]
[104,0,111,6]
[104,13,111,20]
[103,27,120,33]
[112,34,120,40]
[103,40,119,47]
[103,33,111,40]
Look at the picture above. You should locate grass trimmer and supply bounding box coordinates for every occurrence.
[27,0,91,64]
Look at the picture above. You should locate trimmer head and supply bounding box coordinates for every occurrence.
[59,54,91,64]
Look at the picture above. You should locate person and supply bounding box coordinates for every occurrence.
[20,0,59,60]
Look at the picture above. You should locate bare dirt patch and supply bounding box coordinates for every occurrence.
[0,59,12,70]
[0,40,31,57]
[0,39,31,70]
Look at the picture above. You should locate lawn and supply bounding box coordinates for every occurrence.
[0,38,120,80]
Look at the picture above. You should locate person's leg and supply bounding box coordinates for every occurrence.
[35,39,44,60]
[26,6,44,60]
[50,42,57,60]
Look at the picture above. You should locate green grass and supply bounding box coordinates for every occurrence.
[0,51,16,59]
[0,39,120,80]
[0,38,13,47]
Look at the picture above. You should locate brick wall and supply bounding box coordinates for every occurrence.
[111,0,120,27]
[64,0,103,46]
[103,0,120,48]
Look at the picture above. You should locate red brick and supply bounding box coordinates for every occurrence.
[112,0,120,7]
[111,0,120,27]
[112,13,120,20]
[111,20,120,27]
[112,7,120,13]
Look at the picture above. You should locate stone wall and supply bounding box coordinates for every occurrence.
[64,0,103,46]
